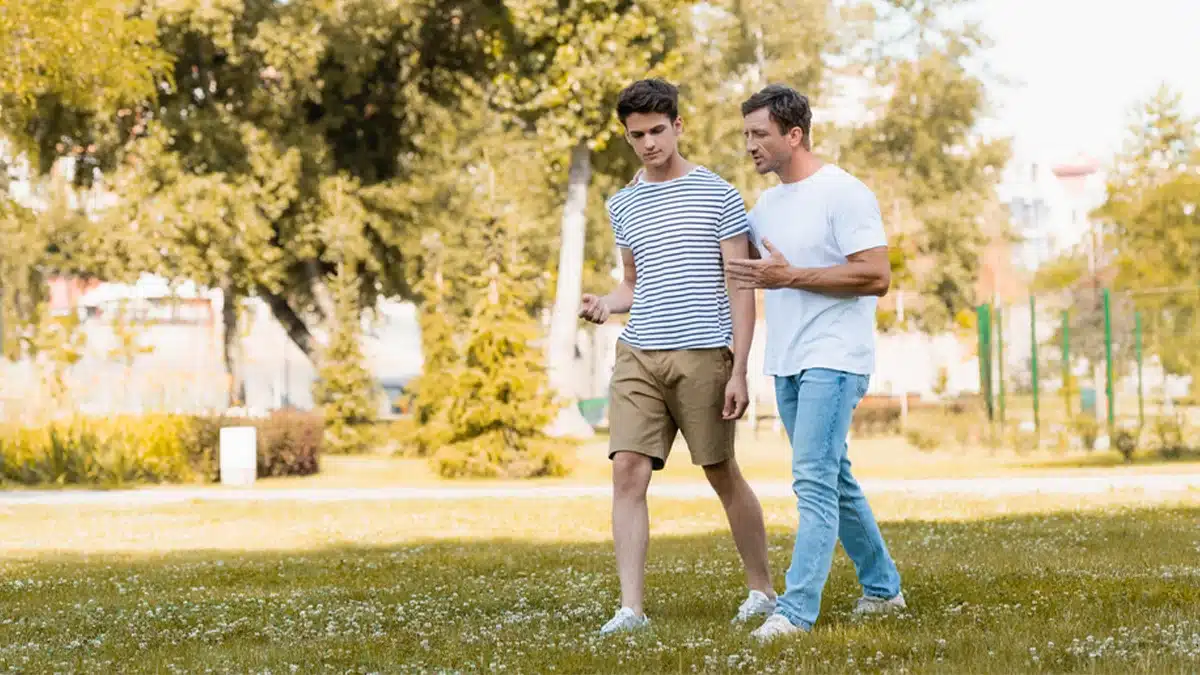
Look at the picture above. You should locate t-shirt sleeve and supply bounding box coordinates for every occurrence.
[717,186,751,241]
[832,180,888,256]
[609,201,629,249]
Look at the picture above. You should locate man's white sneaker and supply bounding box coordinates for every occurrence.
[750,613,805,642]
[731,589,777,624]
[852,592,907,616]
[599,607,650,635]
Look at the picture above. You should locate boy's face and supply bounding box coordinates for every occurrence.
[623,112,682,169]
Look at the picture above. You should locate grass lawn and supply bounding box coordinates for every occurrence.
[2,492,1198,673]
[255,432,1200,491]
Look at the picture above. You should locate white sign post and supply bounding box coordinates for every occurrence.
[219,426,257,487]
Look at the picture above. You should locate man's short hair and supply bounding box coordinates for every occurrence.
[741,85,813,149]
[616,79,679,125]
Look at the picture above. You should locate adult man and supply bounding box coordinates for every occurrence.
[725,85,906,641]
[578,78,776,635]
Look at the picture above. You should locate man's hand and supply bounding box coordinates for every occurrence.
[725,238,793,290]
[723,373,749,420]
[578,293,611,324]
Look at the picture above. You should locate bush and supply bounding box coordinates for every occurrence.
[1,415,202,487]
[1152,414,1188,460]
[431,431,575,479]
[1112,427,1138,463]
[1072,416,1100,451]
[903,427,942,452]
[0,410,322,488]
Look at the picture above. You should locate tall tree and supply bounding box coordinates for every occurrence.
[834,0,1011,333]
[492,0,688,411]
[0,0,169,361]
[1094,85,1200,384]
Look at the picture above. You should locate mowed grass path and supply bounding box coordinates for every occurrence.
[1,494,1198,673]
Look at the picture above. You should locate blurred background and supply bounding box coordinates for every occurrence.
[2,2,1199,672]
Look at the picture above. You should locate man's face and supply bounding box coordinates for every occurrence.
[743,107,797,175]
[623,112,682,169]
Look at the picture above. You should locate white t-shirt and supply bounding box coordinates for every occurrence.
[747,164,888,377]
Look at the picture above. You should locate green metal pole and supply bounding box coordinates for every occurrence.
[1135,311,1144,430]
[1030,294,1039,435]
[1062,310,1071,420]
[996,305,1006,426]
[1103,288,1114,430]
[977,304,993,422]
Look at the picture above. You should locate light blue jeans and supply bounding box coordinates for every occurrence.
[774,368,902,629]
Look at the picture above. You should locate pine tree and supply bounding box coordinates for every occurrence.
[313,261,378,455]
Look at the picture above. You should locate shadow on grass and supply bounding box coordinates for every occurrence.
[1,507,1197,673]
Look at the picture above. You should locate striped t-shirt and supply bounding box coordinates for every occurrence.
[607,166,750,351]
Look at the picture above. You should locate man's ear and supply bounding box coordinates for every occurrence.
[674,116,684,134]
[789,127,805,149]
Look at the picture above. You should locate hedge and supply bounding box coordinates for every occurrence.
[0,410,322,488]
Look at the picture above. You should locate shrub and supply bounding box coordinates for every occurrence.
[0,410,322,488]
[1152,414,1188,460]
[431,432,575,480]
[194,410,323,479]
[1072,416,1100,451]
[1112,427,1138,463]
[903,427,942,452]
[0,415,201,487]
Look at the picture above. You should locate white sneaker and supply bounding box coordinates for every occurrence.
[750,613,805,642]
[731,589,777,624]
[599,607,649,635]
[852,592,907,616]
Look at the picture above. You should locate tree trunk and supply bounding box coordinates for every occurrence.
[545,141,594,438]
[305,259,337,322]
[547,141,590,397]
[221,286,246,408]
[261,291,318,363]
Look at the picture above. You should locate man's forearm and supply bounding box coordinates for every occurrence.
[729,286,754,375]
[783,262,889,297]
[601,282,635,314]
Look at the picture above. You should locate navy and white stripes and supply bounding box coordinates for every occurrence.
[608,166,749,351]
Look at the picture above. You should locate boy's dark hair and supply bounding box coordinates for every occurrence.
[741,85,812,149]
[616,79,679,125]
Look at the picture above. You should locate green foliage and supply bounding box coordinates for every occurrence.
[1095,85,1200,383]
[0,411,322,487]
[313,265,378,455]
[0,0,170,170]
[834,3,1011,333]
[408,181,575,478]
[0,414,198,487]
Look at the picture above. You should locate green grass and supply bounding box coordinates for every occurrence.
[1,495,1198,673]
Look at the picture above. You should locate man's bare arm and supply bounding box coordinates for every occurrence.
[726,241,890,298]
[782,246,890,297]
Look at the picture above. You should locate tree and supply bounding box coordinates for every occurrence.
[82,0,514,396]
[1094,85,1200,384]
[0,0,169,169]
[313,260,378,455]
[0,0,168,365]
[492,0,689,413]
[834,0,1011,333]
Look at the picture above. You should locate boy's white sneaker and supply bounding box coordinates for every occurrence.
[731,589,777,624]
[599,607,649,635]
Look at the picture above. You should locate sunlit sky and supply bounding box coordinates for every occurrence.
[973,0,1200,172]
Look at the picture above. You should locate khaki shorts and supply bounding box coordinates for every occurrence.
[607,341,736,470]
